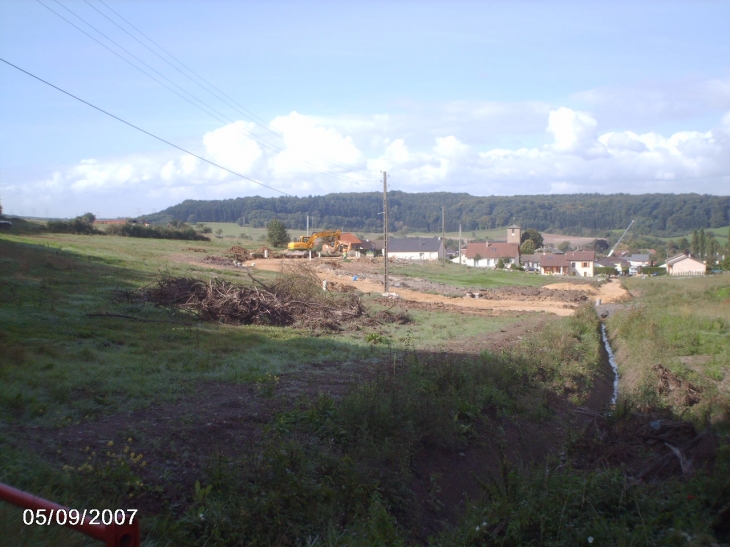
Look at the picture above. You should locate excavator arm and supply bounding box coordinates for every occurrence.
[287,230,341,251]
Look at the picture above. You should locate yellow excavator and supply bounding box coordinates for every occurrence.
[287,230,342,255]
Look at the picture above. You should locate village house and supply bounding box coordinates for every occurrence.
[455,241,521,268]
[386,237,444,260]
[520,254,540,272]
[625,253,652,275]
[663,253,706,276]
[538,250,596,276]
[595,256,630,275]
[565,250,596,277]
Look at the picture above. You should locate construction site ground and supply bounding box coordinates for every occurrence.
[217,257,631,316]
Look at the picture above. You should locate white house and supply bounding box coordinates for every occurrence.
[663,253,706,276]
[564,251,596,277]
[454,242,520,268]
[387,237,444,260]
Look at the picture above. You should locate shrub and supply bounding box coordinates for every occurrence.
[105,222,208,241]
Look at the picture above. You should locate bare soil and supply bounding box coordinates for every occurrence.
[188,256,630,316]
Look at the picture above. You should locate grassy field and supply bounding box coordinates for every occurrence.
[388,260,555,289]
[1,231,729,546]
[608,273,730,430]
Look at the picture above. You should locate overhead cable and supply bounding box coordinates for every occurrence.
[0,57,291,196]
[40,0,364,183]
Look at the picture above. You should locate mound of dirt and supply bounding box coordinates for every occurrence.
[203,255,233,265]
[467,286,589,303]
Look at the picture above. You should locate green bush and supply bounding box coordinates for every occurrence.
[105,222,209,241]
[46,217,101,235]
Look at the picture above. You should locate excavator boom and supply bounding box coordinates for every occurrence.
[287,230,341,251]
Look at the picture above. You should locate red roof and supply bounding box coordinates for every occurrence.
[463,242,519,260]
[339,233,363,245]
[563,250,596,261]
[540,254,570,268]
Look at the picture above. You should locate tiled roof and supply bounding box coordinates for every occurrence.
[339,233,363,244]
[666,253,703,266]
[540,254,570,268]
[627,254,651,263]
[388,237,443,253]
[596,258,628,267]
[563,250,596,261]
[463,242,519,260]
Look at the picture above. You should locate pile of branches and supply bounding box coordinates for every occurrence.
[139,263,363,329]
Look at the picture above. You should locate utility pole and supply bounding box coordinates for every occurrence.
[306,215,309,237]
[441,206,445,267]
[383,171,389,293]
[459,223,462,265]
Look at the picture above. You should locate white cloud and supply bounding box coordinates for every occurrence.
[547,107,598,152]
[4,104,730,218]
[267,111,364,177]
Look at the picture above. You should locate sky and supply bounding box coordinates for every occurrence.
[1,0,729,218]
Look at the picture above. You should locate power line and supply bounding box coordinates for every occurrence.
[0,57,291,197]
[35,0,230,126]
[85,0,366,177]
[95,0,279,137]
[41,0,365,184]
[36,0,356,180]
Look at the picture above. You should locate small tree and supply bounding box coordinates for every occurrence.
[521,228,543,250]
[473,253,482,267]
[593,239,609,254]
[215,228,223,237]
[496,258,505,269]
[558,241,571,252]
[267,219,290,247]
[520,240,536,254]
[80,212,96,224]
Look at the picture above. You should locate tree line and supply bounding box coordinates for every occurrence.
[144,192,729,237]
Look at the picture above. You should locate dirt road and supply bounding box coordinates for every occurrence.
[242,259,630,316]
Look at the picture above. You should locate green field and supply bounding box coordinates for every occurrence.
[388,260,555,289]
[608,273,730,428]
[1,230,729,546]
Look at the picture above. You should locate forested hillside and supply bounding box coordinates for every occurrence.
[146,193,729,236]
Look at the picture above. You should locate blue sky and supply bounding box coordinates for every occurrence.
[1,0,729,218]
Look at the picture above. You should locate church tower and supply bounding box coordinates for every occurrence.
[507,224,521,245]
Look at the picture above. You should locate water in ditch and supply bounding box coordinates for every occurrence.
[600,323,620,405]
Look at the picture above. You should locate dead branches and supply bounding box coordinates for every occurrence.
[134,264,363,329]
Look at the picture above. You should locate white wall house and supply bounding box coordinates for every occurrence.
[664,253,706,276]
[454,242,520,268]
[387,237,444,260]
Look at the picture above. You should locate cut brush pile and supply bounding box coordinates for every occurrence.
[138,263,364,329]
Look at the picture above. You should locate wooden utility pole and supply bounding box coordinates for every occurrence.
[441,206,445,267]
[383,172,389,293]
[459,223,462,265]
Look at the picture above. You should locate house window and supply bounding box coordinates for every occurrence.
[571,262,576,267]
[582,262,588,268]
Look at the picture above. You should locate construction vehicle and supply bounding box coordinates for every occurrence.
[286,230,342,256]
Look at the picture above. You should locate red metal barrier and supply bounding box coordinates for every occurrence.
[0,481,139,547]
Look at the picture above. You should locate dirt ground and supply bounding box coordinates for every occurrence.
[232,258,631,315]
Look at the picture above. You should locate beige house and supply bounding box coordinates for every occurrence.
[664,253,706,276]
[538,251,595,276]
[565,251,595,277]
